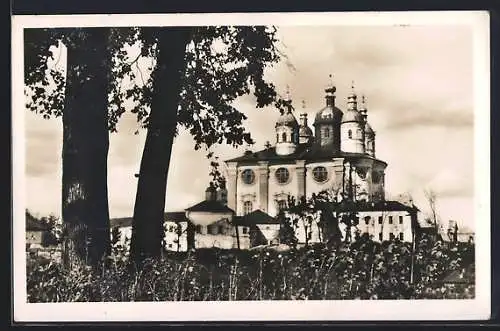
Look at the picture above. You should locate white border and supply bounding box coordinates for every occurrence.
[12,11,491,322]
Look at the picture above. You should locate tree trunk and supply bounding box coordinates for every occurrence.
[61,28,111,269]
[130,28,191,263]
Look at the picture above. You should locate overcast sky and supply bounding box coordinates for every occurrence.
[24,24,476,231]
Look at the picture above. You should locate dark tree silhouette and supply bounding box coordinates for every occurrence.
[120,26,288,262]
[24,27,136,268]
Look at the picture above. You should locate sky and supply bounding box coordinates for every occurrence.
[24,24,476,231]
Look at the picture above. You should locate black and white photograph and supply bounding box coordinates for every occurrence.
[12,11,490,321]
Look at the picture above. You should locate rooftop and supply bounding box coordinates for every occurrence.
[234,209,281,226]
[226,143,386,165]
[110,211,188,228]
[185,200,235,214]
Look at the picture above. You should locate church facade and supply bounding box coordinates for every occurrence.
[110,80,425,250]
[225,82,386,217]
[223,80,421,243]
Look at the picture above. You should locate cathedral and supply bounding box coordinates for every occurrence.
[224,80,387,218]
[112,78,425,251]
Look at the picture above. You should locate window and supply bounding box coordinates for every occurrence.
[168,243,173,248]
[275,167,290,184]
[324,128,330,138]
[389,233,395,240]
[195,225,202,234]
[378,232,383,241]
[378,216,383,224]
[209,225,218,235]
[399,216,404,224]
[242,227,248,234]
[218,225,225,235]
[276,133,279,143]
[241,169,255,185]
[364,216,371,225]
[277,200,287,211]
[243,201,253,215]
[348,129,352,139]
[312,166,328,183]
[389,216,393,224]
[399,232,404,241]
[282,132,287,142]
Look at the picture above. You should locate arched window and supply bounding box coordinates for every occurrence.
[324,127,330,138]
[364,216,371,225]
[277,200,287,211]
[243,201,253,215]
[276,133,279,143]
[282,132,287,142]
[312,166,328,183]
[241,169,255,185]
[195,225,202,234]
[275,167,290,184]
[348,129,352,139]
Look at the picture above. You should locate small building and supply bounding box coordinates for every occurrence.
[26,212,51,250]
[234,209,281,248]
[184,185,237,250]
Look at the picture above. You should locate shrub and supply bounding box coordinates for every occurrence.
[26,234,475,302]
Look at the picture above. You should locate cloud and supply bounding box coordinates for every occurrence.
[25,112,62,177]
[383,107,473,130]
[22,23,476,231]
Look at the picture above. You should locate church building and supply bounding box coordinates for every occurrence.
[223,79,421,243]
[111,78,426,250]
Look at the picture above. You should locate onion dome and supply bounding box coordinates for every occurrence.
[359,95,374,136]
[342,81,363,123]
[314,75,343,125]
[276,85,299,128]
[341,109,364,123]
[299,120,313,136]
[276,109,299,128]
[365,122,375,136]
[298,101,313,138]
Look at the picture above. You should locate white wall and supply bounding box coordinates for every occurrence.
[350,210,413,242]
[164,221,188,252]
[255,224,280,244]
[267,164,299,217]
[235,165,260,215]
[341,122,365,154]
[305,161,341,198]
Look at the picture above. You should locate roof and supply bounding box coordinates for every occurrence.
[341,109,364,123]
[313,105,343,125]
[276,110,299,127]
[334,200,418,213]
[110,211,188,228]
[365,122,375,136]
[109,217,133,228]
[299,125,313,137]
[185,200,235,213]
[225,143,387,166]
[165,211,188,223]
[233,209,280,226]
[26,213,50,231]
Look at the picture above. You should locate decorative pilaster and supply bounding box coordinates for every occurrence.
[295,159,306,200]
[257,161,269,213]
[226,162,238,212]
